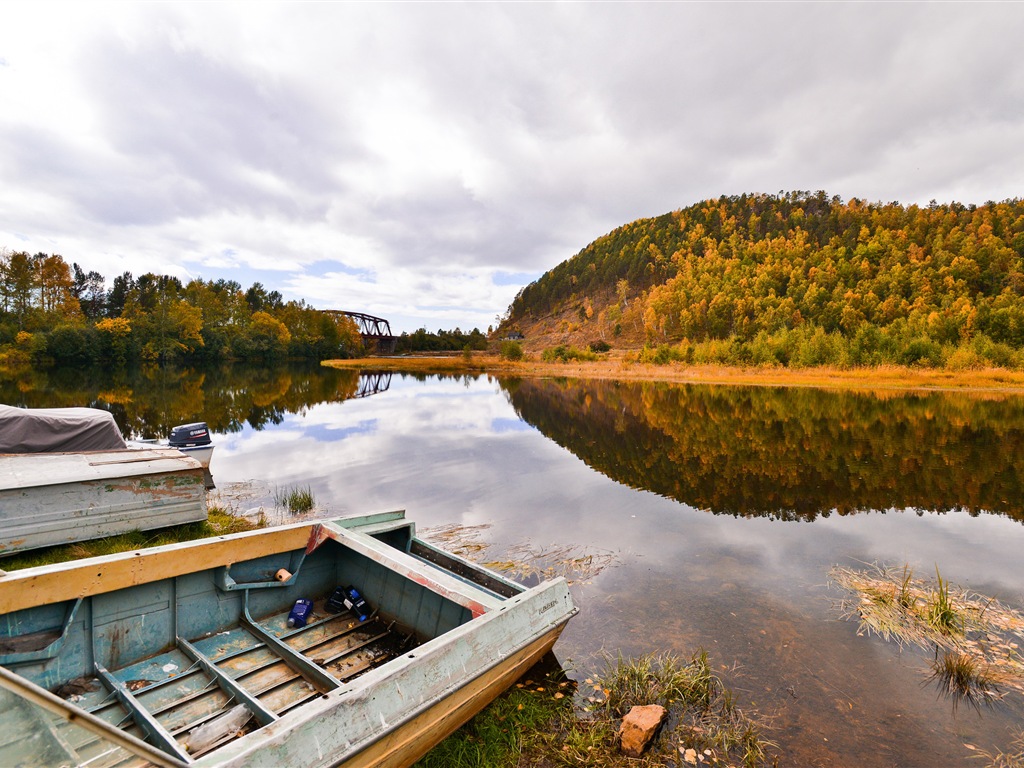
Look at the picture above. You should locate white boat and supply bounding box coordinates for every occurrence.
[0,405,214,555]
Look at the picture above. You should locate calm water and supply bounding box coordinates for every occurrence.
[3,363,1024,767]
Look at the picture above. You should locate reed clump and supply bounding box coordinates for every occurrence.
[274,484,315,514]
[830,562,1024,709]
[579,651,776,768]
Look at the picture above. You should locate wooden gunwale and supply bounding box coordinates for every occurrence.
[0,521,320,614]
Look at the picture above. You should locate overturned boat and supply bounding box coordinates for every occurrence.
[0,510,577,767]
[0,406,216,555]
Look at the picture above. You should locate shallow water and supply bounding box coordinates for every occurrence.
[4,364,1024,766]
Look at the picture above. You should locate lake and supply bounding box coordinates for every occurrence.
[3,362,1024,766]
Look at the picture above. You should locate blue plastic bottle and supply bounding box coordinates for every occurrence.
[343,586,370,622]
[287,598,313,628]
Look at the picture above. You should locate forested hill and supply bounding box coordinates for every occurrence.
[503,192,1024,368]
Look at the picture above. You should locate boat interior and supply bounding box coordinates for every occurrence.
[0,516,522,767]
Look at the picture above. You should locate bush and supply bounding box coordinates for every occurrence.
[541,345,598,362]
[901,337,943,367]
[588,340,611,353]
[498,340,524,361]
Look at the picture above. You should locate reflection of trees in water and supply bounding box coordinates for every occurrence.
[503,378,1024,523]
[0,363,363,438]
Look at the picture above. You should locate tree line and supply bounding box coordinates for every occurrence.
[394,327,489,353]
[505,192,1024,368]
[0,249,363,366]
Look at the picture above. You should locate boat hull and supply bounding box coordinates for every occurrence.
[0,512,577,768]
[0,449,207,556]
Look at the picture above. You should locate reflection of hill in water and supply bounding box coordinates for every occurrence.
[0,363,367,439]
[503,378,1024,523]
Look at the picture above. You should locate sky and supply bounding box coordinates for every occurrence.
[1,3,1022,335]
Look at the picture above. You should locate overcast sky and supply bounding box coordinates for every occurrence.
[1,3,1021,334]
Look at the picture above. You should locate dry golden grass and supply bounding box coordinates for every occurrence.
[323,353,1024,395]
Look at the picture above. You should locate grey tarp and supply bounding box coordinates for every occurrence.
[0,405,127,453]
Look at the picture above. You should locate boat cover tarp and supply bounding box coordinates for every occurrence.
[0,405,126,453]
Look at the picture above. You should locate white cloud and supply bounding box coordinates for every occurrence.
[1,2,1022,332]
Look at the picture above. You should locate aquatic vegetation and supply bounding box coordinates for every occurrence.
[928,650,1002,712]
[421,522,617,586]
[274,484,315,514]
[973,728,1024,768]
[599,650,718,716]
[575,651,777,767]
[927,567,963,636]
[830,562,1024,704]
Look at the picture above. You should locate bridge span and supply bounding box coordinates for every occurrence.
[322,310,397,354]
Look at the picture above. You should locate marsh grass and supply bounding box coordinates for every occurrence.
[929,651,1003,712]
[830,562,1024,706]
[274,484,315,514]
[565,651,777,768]
[0,505,265,571]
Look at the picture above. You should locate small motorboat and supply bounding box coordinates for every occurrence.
[0,510,578,767]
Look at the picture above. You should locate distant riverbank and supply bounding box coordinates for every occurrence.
[322,352,1024,394]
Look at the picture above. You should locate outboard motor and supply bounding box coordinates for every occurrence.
[168,422,212,448]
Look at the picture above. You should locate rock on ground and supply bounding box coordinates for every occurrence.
[618,704,667,757]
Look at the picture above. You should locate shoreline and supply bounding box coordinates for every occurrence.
[322,353,1024,395]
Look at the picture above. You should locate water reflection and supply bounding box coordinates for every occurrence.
[503,377,1024,523]
[0,362,365,439]
[3,365,1024,764]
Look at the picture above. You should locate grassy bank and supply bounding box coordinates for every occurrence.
[323,352,1024,394]
[417,651,778,768]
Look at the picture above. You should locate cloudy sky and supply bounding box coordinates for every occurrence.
[1,3,1021,334]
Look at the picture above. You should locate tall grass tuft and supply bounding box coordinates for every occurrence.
[274,485,315,514]
[927,566,963,636]
[600,650,718,716]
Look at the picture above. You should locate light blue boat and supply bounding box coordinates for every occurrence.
[0,511,577,767]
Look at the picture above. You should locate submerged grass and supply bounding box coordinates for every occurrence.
[0,505,265,571]
[974,729,1024,768]
[830,562,1024,709]
[420,522,617,586]
[418,652,778,768]
[929,651,1003,713]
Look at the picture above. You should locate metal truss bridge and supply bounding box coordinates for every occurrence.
[322,310,397,354]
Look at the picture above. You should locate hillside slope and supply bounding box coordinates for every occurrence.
[501,192,1024,367]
